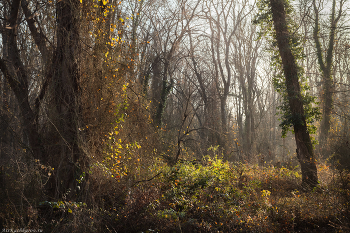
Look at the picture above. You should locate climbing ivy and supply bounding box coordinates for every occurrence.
[254,0,321,140]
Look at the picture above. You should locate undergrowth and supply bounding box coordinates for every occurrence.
[1,155,349,232]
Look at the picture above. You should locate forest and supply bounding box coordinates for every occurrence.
[0,0,349,232]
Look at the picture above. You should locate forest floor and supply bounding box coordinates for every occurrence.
[108,160,349,233]
[2,157,350,233]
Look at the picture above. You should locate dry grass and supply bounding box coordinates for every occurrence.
[1,155,349,233]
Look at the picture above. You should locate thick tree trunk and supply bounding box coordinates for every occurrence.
[319,76,333,148]
[49,0,84,199]
[270,0,318,187]
[1,0,88,201]
[151,56,163,127]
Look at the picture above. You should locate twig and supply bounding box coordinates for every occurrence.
[132,172,162,187]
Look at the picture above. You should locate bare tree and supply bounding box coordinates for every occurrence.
[141,0,199,127]
[187,30,221,153]
[0,0,87,199]
[312,0,346,153]
[204,0,253,158]
[232,17,262,160]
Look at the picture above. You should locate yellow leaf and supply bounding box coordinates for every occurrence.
[68,209,72,213]
[102,0,108,5]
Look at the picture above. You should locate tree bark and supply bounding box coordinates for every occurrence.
[50,0,83,199]
[270,0,318,187]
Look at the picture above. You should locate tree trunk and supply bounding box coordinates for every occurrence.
[313,0,343,154]
[270,0,318,187]
[151,55,163,127]
[49,0,84,199]
[0,0,44,162]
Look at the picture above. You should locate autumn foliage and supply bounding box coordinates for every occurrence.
[1,0,350,232]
